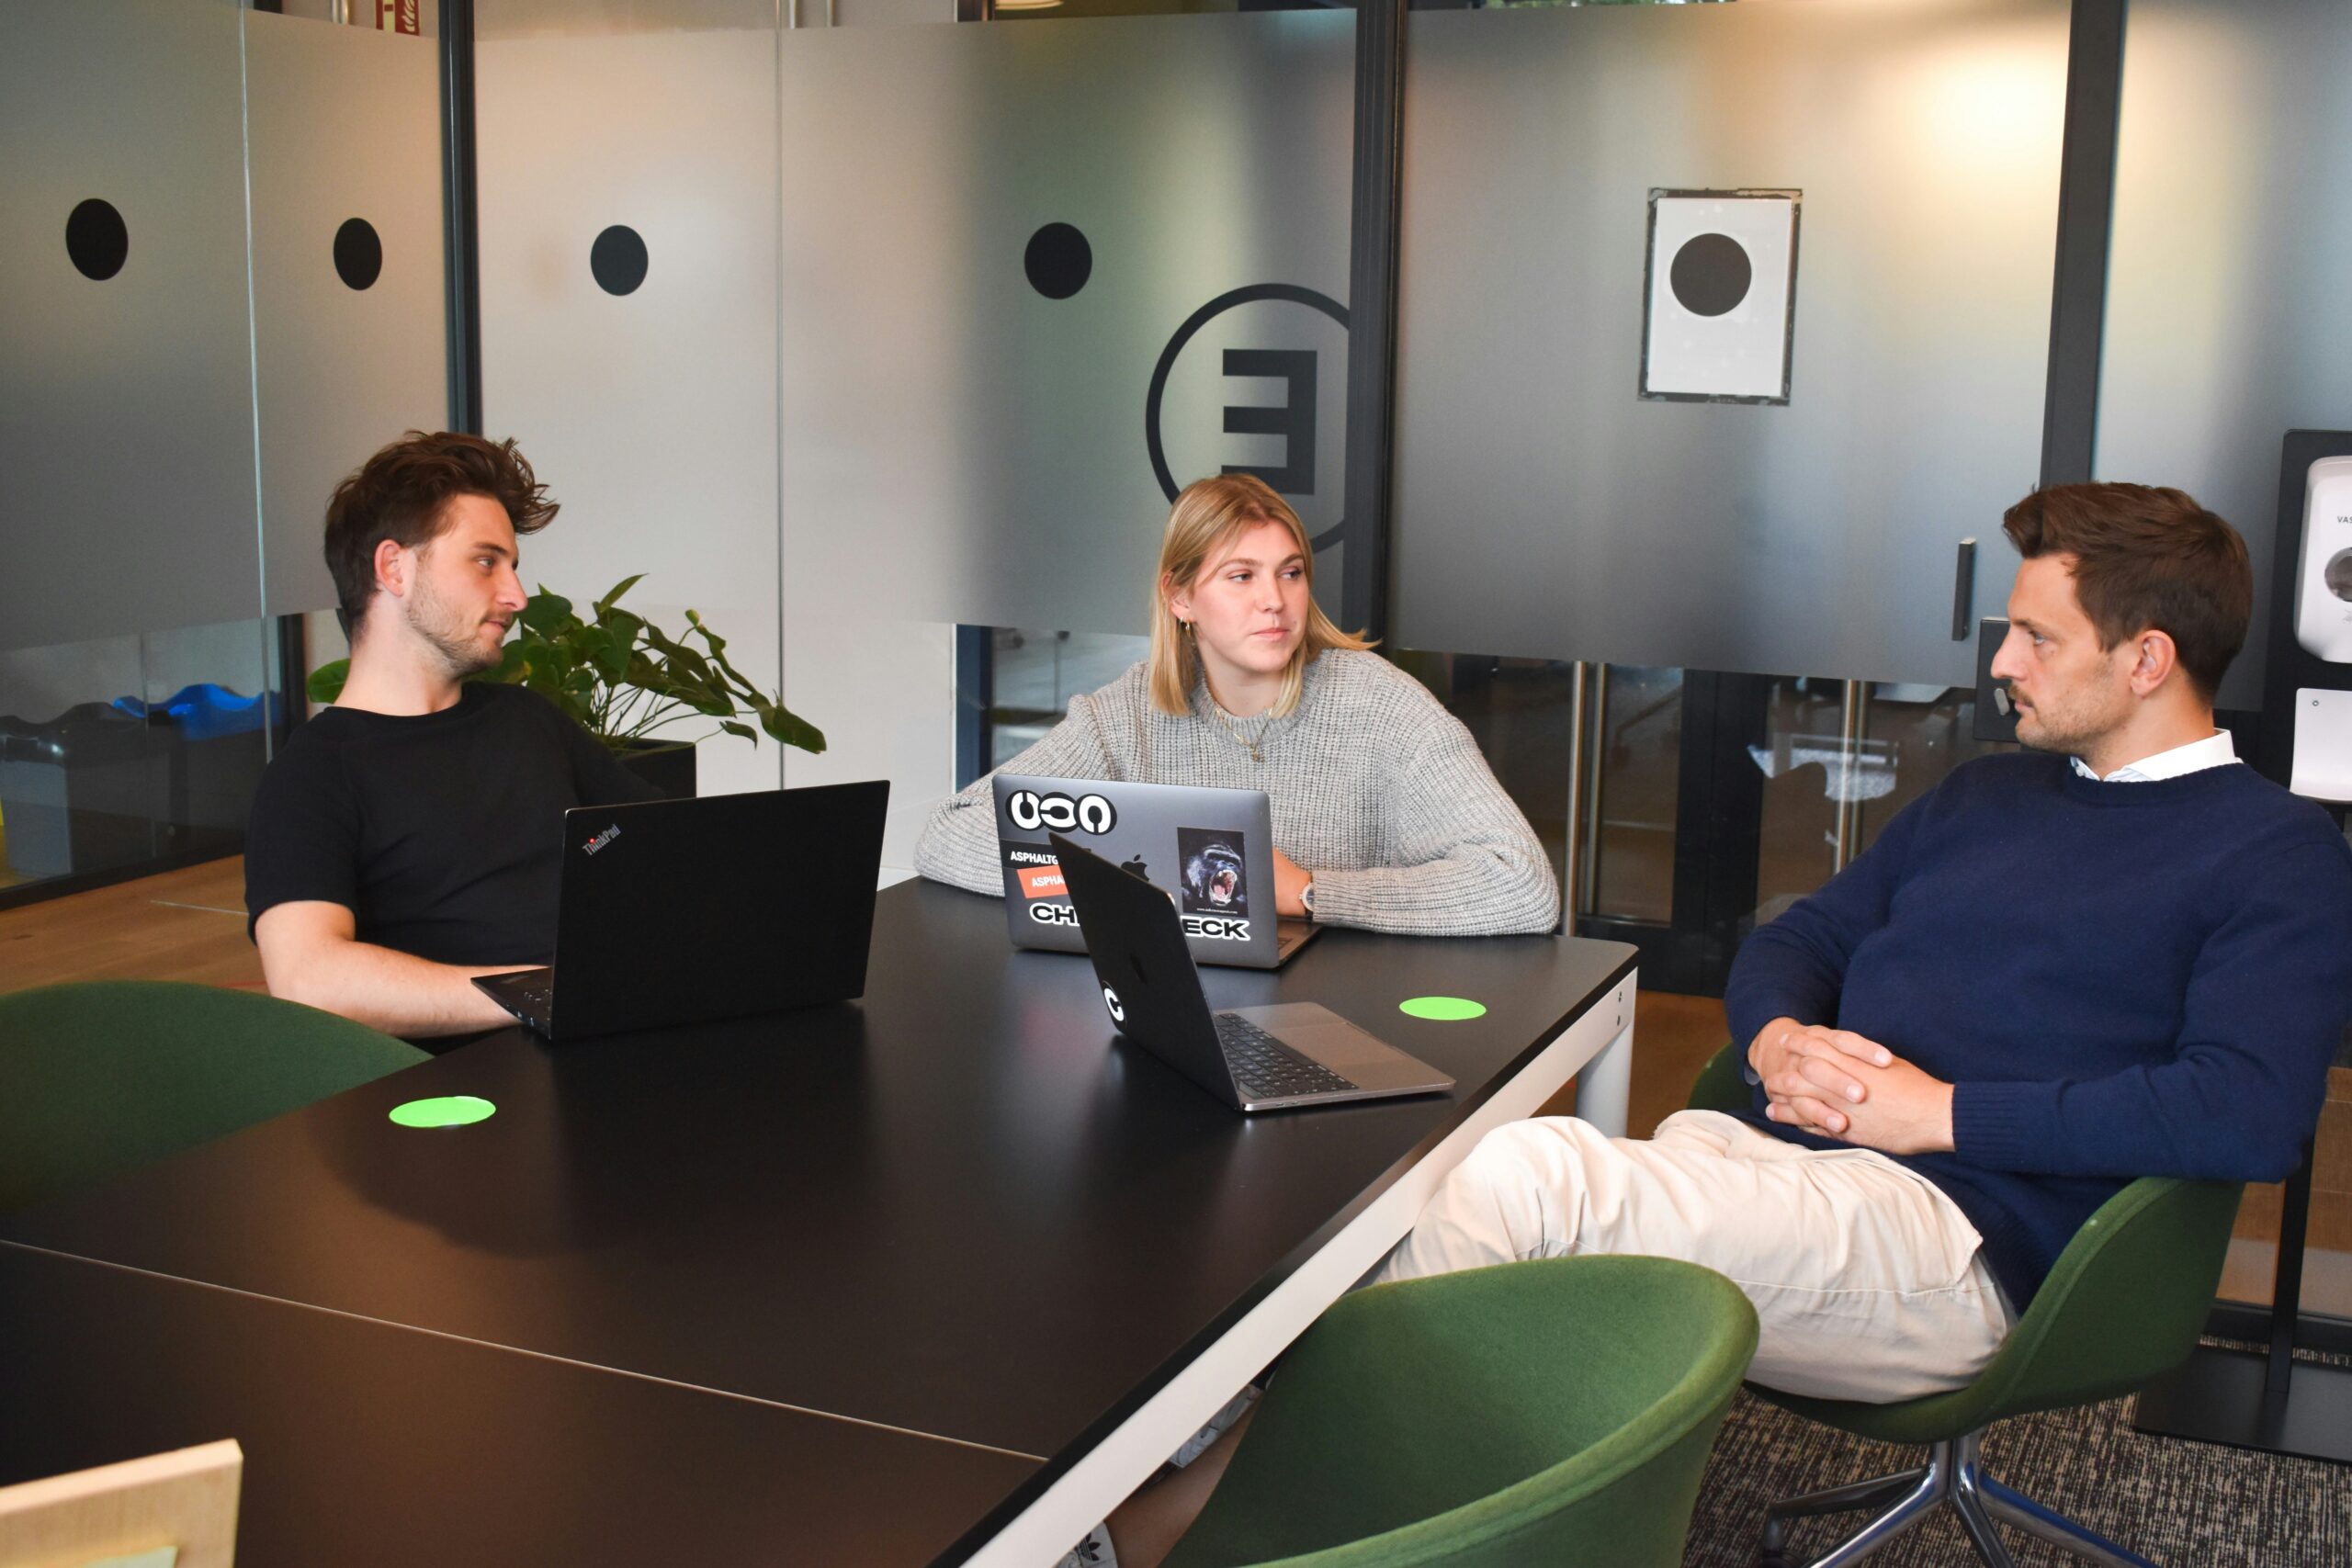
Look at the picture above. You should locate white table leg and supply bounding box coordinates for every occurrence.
[1576,1016,1634,1139]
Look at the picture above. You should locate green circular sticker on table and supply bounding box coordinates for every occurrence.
[1398,996,1487,1022]
[388,1095,497,1129]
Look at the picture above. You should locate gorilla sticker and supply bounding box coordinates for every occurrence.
[1178,828,1249,918]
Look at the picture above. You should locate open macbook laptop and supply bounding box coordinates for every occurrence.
[994,773,1319,969]
[473,781,889,1041]
[1051,833,1453,1112]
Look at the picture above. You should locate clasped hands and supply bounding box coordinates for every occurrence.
[1747,1017,1955,1156]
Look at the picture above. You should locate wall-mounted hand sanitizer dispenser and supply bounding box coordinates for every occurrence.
[2290,689,2352,804]
[2258,435,2352,802]
[2293,456,2352,661]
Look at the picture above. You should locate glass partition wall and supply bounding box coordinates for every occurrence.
[0,2,446,907]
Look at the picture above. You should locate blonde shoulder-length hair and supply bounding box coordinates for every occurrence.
[1147,474,1374,718]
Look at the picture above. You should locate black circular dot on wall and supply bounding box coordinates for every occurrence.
[1668,231,1752,318]
[590,225,649,297]
[334,218,383,291]
[1023,222,1091,300]
[65,198,129,281]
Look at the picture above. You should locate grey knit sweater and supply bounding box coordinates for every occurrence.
[914,650,1559,936]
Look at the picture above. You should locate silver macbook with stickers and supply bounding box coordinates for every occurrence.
[991,773,1320,969]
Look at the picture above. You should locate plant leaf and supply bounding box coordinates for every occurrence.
[518,589,574,634]
[684,609,727,658]
[594,574,646,616]
[307,659,349,704]
[753,697,826,755]
[601,608,645,649]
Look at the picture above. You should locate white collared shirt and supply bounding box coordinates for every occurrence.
[2070,730,2239,784]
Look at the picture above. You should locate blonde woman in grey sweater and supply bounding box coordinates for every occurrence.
[914,475,1558,937]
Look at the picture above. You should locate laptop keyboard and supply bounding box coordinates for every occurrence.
[1214,1013,1359,1100]
[508,975,554,1014]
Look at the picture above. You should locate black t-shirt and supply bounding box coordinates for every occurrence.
[244,683,663,965]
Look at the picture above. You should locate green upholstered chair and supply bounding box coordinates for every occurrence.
[0,980,427,1213]
[1161,1255,1758,1568]
[1688,1043,2241,1568]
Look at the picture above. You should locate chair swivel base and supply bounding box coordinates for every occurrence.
[1758,1429,2156,1568]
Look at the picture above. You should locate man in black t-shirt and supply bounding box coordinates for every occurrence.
[246,432,659,1037]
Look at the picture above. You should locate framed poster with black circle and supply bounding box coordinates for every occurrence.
[1639,188,1802,405]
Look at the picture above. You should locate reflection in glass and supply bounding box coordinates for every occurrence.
[0,619,279,894]
[1389,653,1577,917]
[988,628,1151,769]
[1592,666,1679,925]
[1754,679,2010,925]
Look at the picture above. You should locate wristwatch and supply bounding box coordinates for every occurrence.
[1298,877,1317,920]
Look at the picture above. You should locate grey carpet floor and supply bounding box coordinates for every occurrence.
[1681,1381,2352,1566]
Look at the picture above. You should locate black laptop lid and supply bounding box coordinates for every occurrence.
[549,781,888,1037]
[1050,833,1238,1107]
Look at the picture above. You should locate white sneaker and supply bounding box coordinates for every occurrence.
[1054,1522,1118,1568]
[1168,1385,1260,1470]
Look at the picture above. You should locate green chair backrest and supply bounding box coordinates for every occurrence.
[0,980,428,1213]
[1681,1043,2240,1443]
[1163,1256,1759,1568]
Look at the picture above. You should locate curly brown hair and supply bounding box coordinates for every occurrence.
[2000,483,2251,703]
[323,431,558,630]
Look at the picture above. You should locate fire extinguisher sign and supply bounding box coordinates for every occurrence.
[377,0,421,34]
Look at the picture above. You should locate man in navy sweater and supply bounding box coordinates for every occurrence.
[1379,483,2352,1401]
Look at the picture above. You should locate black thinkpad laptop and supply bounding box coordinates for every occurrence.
[1051,833,1453,1112]
[473,781,888,1041]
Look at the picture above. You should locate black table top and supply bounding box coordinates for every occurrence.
[2,879,1633,1555]
[0,1244,1038,1568]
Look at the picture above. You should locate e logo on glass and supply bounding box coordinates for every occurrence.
[1146,284,1351,552]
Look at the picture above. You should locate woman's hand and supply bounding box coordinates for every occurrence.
[1272,849,1312,919]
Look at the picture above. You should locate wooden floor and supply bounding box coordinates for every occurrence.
[1,857,2338,1313]
[0,857,261,992]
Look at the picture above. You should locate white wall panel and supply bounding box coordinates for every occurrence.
[2095,0,2352,708]
[478,25,784,798]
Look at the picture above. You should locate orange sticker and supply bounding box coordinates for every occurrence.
[1018,863,1067,899]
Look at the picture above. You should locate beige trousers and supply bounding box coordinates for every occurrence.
[1375,1111,2013,1402]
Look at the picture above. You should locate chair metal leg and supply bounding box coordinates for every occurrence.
[1758,1427,2160,1568]
[1764,1466,1930,1528]
[1975,1473,2160,1568]
[1759,1442,1949,1568]
[1951,1482,2019,1568]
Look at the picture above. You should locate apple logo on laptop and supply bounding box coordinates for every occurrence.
[1102,986,1125,1023]
[1121,855,1149,880]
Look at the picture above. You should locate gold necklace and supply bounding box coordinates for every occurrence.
[1207,694,1278,763]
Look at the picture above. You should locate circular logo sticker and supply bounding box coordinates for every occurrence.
[1102,986,1126,1023]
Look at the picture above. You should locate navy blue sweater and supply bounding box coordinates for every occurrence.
[1724,751,2352,1310]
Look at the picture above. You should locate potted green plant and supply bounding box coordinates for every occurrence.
[308,576,823,797]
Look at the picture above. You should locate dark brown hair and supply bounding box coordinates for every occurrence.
[2001,482,2251,702]
[323,431,557,629]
